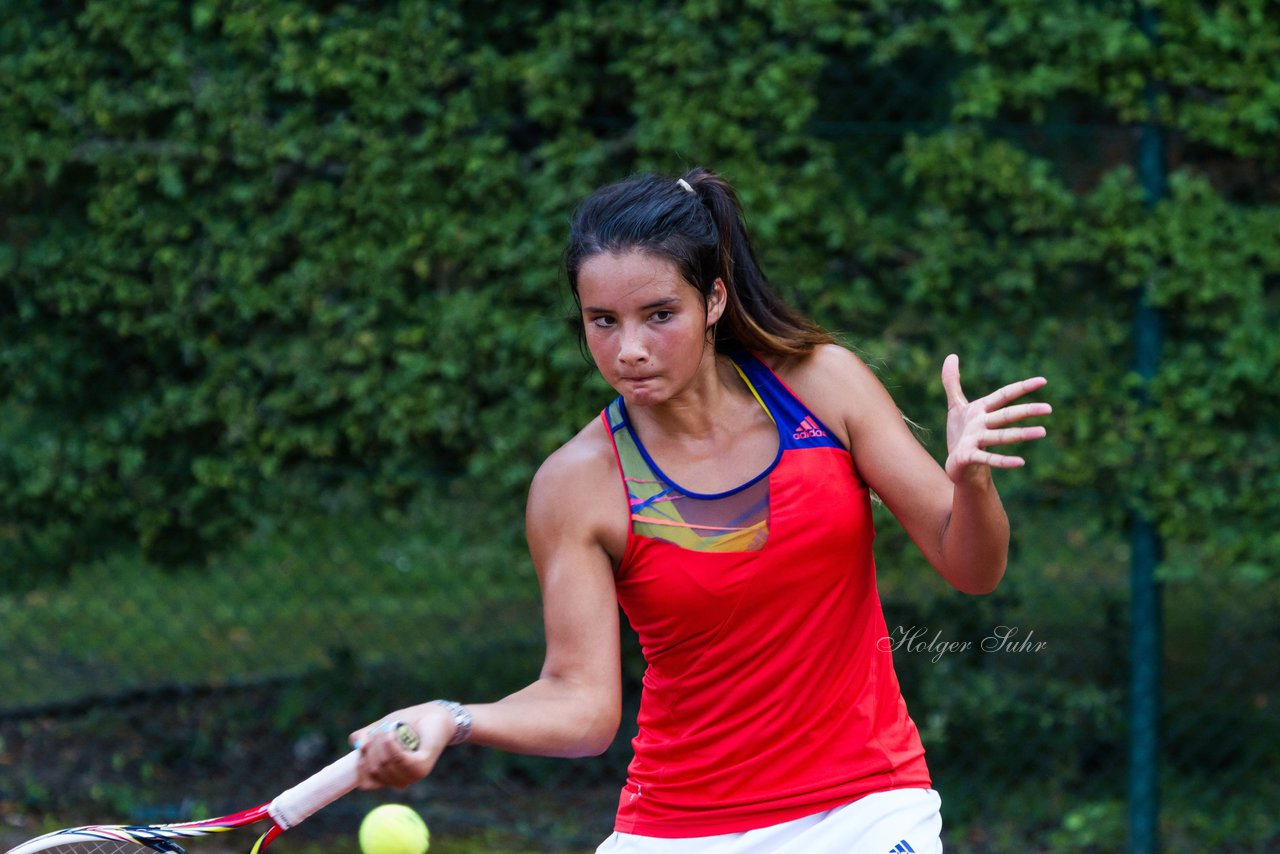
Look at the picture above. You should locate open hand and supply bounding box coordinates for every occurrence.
[941,354,1051,483]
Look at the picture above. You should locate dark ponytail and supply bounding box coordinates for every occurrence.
[565,167,833,358]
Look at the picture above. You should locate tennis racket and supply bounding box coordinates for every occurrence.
[4,722,420,854]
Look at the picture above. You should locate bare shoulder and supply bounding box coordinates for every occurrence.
[529,416,616,503]
[526,415,628,566]
[762,343,875,391]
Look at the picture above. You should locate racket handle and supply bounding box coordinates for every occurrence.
[268,722,421,830]
[268,750,358,830]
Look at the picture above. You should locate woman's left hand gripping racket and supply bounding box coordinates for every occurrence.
[4,722,420,854]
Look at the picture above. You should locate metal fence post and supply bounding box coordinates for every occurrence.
[1130,5,1166,852]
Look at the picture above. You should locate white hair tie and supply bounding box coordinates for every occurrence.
[676,178,695,194]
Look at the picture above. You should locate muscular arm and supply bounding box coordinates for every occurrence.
[466,436,623,756]
[353,424,624,786]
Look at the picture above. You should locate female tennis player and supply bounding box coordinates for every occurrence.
[351,167,1051,852]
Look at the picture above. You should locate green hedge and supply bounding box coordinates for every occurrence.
[2,0,1277,583]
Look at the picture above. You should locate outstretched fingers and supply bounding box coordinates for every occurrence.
[942,355,1052,479]
[957,426,1045,468]
[940,353,967,409]
[980,382,1052,454]
[976,375,1049,412]
[967,448,1028,469]
[983,425,1048,447]
[985,401,1054,429]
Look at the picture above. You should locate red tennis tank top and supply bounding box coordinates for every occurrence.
[602,351,930,838]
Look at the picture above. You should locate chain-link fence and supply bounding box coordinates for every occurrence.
[3,493,1276,852]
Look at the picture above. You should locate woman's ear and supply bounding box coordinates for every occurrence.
[707,278,728,327]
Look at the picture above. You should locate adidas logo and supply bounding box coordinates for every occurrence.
[888,841,916,853]
[792,416,826,440]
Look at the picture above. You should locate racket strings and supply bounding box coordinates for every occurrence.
[19,824,233,854]
[31,843,160,854]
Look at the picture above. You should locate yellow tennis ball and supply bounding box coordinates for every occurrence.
[359,804,430,854]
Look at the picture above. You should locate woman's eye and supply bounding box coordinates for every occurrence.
[652,310,673,322]
[590,316,615,328]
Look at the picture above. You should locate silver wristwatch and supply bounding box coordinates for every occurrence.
[430,699,472,745]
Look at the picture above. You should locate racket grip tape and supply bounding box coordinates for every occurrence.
[268,722,420,830]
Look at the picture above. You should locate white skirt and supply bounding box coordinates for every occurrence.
[595,788,943,854]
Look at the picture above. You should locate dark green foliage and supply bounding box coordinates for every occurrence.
[2,0,1277,583]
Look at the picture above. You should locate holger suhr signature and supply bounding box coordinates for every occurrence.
[878,625,1048,663]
